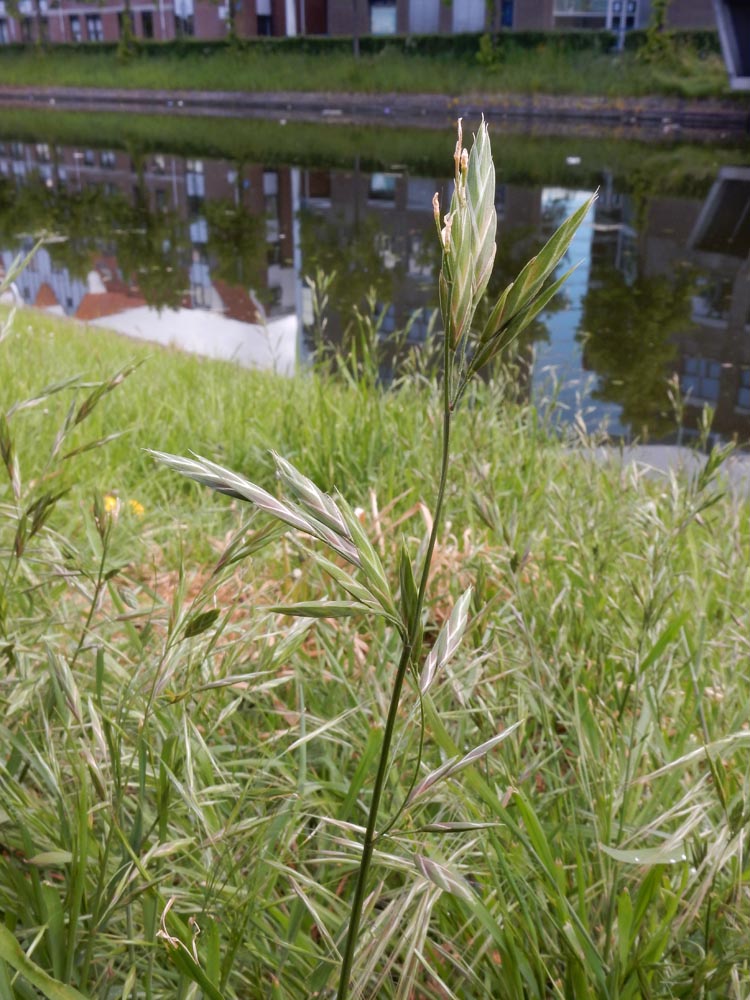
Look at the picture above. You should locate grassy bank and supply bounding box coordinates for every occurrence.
[2,107,748,202]
[1,308,749,997]
[0,38,733,99]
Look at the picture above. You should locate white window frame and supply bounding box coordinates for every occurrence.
[370,0,397,35]
[452,0,485,32]
[409,0,439,34]
[85,13,103,41]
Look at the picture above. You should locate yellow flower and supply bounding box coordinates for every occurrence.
[103,493,120,515]
[128,499,145,517]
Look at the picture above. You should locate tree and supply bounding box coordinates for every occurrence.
[352,0,360,58]
[204,186,268,297]
[0,173,107,279]
[117,0,137,59]
[3,0,47,46]
[639,0,675,63]
[298,208,395,346]
[113,161,188,311]
[580,265,695,437]
[489,0,504,32]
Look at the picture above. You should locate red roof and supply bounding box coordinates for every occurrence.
[35,283,59,309]
[75,290,146,322]
[213,279,264,325]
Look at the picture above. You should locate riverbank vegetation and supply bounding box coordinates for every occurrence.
[2,297,750,996]
[1,106,748,203]
[0,29,731,99]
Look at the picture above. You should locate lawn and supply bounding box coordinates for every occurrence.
[1,302,749,997]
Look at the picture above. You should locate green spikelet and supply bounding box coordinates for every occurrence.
[436,118,497,351]
[466,117,497,304]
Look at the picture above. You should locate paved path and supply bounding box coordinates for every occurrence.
[593,445,750,497]
[0,85,748,138]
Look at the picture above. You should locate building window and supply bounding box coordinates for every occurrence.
[452,0,485,31]
[0,19,9,43]
[408,0,439,33]
[370,0,397,34]
[257,14,272,33]
[141,10,154,38]
[83,149,96,166]
[263,169,278,205]
[682,357,721,405]
[190,250,212,309]
[502,0,514,28]
[69,15,82,41]
[21,18,33,43]
[190,217,208,244]
[35,143,51,162]
[174,13,194,35]
[737,369,750,413]
[186,159,205,198]
[100,150,117,169]
[608,0,637,29]
[257,0,272,34]
[369,172,397,202]
[554,0,607,14]
[85,14,104,41]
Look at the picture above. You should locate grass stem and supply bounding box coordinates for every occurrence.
[335,332,453,1000]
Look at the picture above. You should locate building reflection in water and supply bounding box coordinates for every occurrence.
[1,136,749,443]
[576,168,750,443]
[0,143,300,374]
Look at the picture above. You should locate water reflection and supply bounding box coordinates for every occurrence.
[0,146,299,373]
[1,135,750,442]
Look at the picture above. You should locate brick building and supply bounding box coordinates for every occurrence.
[0,0,326,43]
[0,0,715,43]
[327,0,716,35]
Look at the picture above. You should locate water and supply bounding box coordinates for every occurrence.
[1,117,749,444]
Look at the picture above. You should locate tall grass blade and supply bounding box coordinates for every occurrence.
[0,926,89,1000]
[420,587,472,693]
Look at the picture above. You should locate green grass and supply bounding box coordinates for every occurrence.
[0,309,448,537]
[1,309,750,997]
[0,40,733,99]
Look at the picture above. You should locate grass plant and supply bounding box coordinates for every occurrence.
[0,124,749,998]
[153,119,596,997]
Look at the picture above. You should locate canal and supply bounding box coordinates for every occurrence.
[1,109,749,444]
